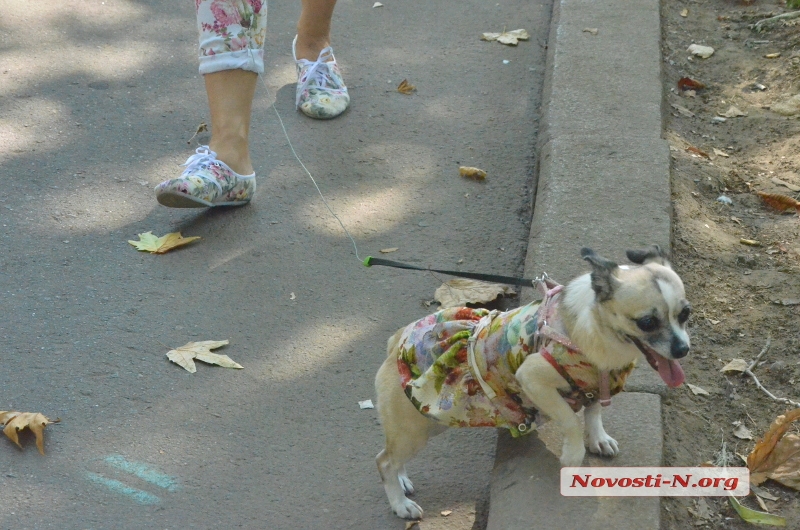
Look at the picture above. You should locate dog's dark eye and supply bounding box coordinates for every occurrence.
[678,306,691,324]
[636,316,659,332]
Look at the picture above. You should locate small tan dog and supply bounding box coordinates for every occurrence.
[374,246,690,519]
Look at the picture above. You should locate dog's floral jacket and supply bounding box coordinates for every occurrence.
[397,296,636,437]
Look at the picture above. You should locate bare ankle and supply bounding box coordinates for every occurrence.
[208,139,253,175]
[294,35,331,62]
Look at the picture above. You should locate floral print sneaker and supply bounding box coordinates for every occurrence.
[155,146,256,208]
[293,36,350,120]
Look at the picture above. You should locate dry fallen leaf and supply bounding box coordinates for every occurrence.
[764,52,781,59]
[686,146,710,158]
[740,239,761,247]
[750,484,779,502]
[397,79,416,95]
[721,106,747,118]
[678,77,705,91]
[687,383,710,396]
[128,232,201,254]
[0,411,60,455]
[734,424,754,440]
[680,8,689,17]
[757,191,800,214]
[687,44,714,58]
[481,29,530,46]
[721,359,749,374]
[187,121,208,144]
[770,177,800,192]
[380,247,399,253]
[166,340,242,373]
[404,522,420,530]
[671,103,695,118]
[712,148,730,158]
[459,166,487,180]
[440,509,453,516]
[748,409,800,490]
[434,278,515,308]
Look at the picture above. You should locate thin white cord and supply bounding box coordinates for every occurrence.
[247,44,362,261]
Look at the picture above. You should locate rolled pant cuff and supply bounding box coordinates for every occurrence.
[198,49,264,75]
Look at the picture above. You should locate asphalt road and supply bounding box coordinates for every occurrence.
[0,0,551,528]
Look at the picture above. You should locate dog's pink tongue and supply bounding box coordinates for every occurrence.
[657,357,685,388]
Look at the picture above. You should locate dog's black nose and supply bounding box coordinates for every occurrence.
[671,336,689,359]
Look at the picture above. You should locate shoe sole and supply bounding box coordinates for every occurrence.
[157,191,251,209]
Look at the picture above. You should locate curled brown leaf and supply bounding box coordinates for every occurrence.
[678,77,705,91]
[757,191,800,213]
[748,408,800,487]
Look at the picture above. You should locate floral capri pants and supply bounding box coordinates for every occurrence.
[196,0,268,75]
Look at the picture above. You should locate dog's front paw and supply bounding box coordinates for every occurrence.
[392,498,423,520]
[399,473,414,495]
[589,432,619,457]
[560,442,586,467]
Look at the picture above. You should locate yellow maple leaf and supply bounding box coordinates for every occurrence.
[166,340,243,373]
[128,232,201,254]
[0,411,60,455]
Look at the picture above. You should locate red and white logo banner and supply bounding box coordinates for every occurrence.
[561,467,749,497]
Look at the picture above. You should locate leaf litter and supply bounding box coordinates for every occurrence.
[434,278,514,308]
[397,79,415,95]
[166,340,243,373]
[0,411,60,455]
[481,29,529,46]
[748,408,800,491]
[128,232,201,254]
[459,166,487,180]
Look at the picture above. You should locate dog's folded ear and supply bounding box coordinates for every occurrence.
[626,245,670,266]
[581,248,620,302]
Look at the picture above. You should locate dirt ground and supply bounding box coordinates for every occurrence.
[659,0,800,527]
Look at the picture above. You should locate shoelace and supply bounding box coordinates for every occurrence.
[295,46,338,108]
[180,146,223,192]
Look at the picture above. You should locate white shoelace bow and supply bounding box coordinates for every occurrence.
[295,46,336,108]
[180,146,223,192]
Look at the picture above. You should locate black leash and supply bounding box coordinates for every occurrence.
[362,256,536,286]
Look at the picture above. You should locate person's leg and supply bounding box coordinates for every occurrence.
[205,69,257,176]
[294,0,337,61]
[293,0,349,119]
[156,0,266,208]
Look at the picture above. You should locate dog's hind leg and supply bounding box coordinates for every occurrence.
[375,352,439,520]
[585,402,619,456]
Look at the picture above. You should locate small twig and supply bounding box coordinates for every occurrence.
[741,336,800,407]
[753,10,800,31]
[675,405,713,427]
[746,335,772,372]
[744,369,800,407]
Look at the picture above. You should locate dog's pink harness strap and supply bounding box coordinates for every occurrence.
[534,278,617,409]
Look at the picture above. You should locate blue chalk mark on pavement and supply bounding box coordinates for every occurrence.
[104,454,180,492]
[85,472,161,505]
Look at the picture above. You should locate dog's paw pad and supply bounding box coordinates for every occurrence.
[393,498,423,520]
[589,435,619,456]
[399,475,415,495]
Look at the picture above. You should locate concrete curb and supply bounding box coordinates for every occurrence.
[486,0,670,527]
